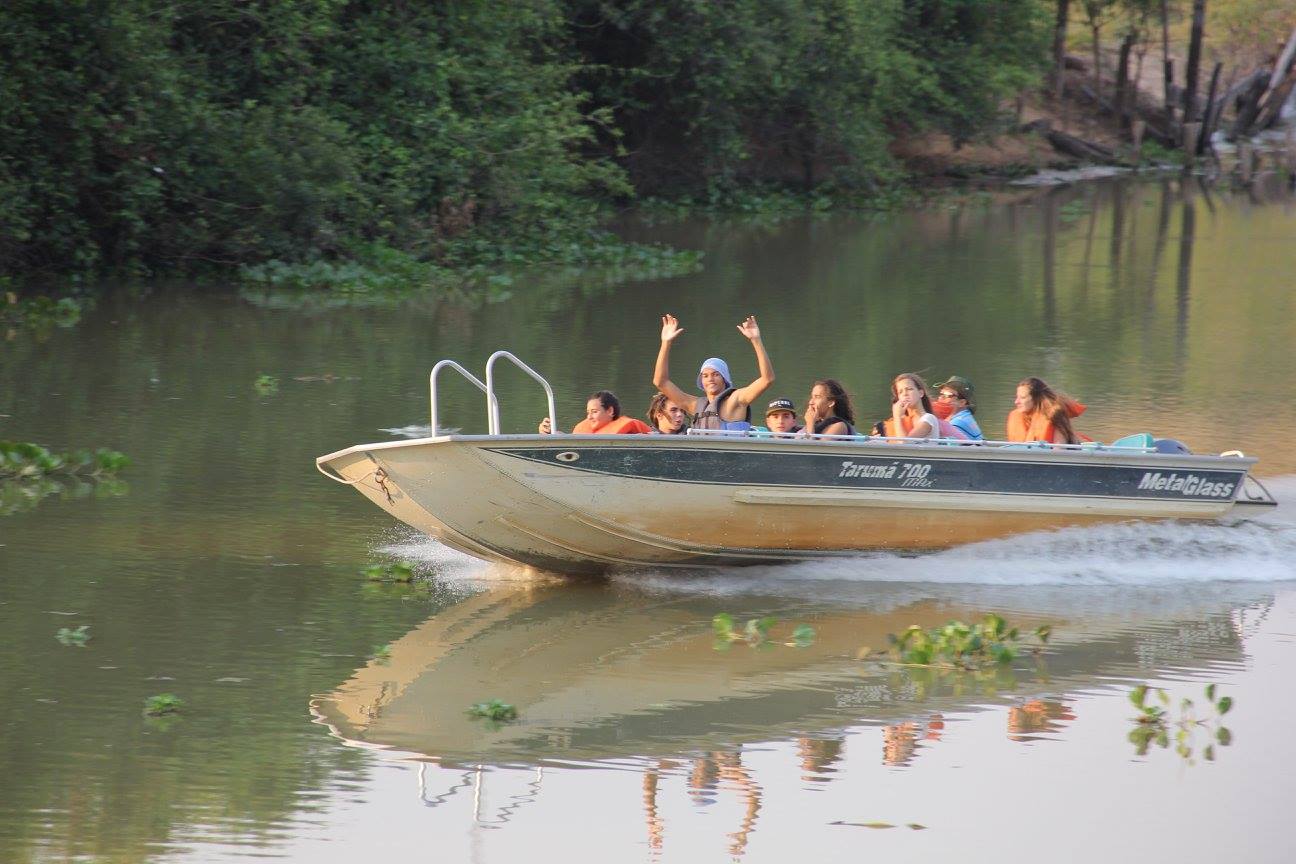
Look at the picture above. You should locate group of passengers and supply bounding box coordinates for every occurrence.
[538,314,1085,445]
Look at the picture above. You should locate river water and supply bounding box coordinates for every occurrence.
[2,175,1295,862]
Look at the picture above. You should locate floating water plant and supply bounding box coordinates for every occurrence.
[2,291,84,334]
[712,613,816,649]
[0,442,130,479]
[867,615,1051,670]
[467,699,518,723]
[362,561,415,583]
[253,374,279,395]
[1128,684,1233,763]
[143,694,183,716]
[55,625,90,646]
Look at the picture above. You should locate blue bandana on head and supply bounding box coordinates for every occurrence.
[697,357,732,391]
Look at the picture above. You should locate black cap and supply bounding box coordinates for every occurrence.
[765,397,796,416]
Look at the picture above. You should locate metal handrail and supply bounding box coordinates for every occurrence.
[684,427,1158,453]
[485,351,556,436]
[429,360,487,437]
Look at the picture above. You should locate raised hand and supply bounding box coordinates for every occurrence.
[736,315,761,341]
[804,401,820,429]
[660,314,685,343]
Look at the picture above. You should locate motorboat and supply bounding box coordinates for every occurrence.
[316,352,1277,575]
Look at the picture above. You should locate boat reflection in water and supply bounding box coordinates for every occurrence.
[311,576,1270,852]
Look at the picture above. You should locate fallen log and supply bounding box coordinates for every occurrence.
[1254,67,1296,132]
[1019,119,1120,164]
[1229,72,1271,140]
[1266,26,1296,94]
[1072,82,1178,148]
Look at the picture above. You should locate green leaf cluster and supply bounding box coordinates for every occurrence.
[0,442,130,480]
[884,614,1050,669]
[1127,684,1234,762]
[143,694,184,717]
[467,699,519,723]
[2,292,84,331]
[362,562,416,584]
[712,613,816,649]
[55,625,91,647]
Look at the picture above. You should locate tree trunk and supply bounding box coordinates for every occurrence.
[1092,24,1102,106]
[1053,0,1071,100]
[1161,0,1173,122]
[1182,0,1207,124]
[1197,62,1222,155]
[1116,33,1135,126]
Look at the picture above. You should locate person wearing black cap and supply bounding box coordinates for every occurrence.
[934,376,983,441]
[763,397,802,436]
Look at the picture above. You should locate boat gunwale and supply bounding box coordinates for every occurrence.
[317,433,1259,472]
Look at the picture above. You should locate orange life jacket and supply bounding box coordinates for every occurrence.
[572,416,653,435]
[1005,400,1087,443]
[883,414,938,438]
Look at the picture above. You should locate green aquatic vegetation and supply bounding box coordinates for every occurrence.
[371,644,393,664]
[0,442,130,480]
[869,615,1051,671]
[362,562,415,583]
[239,238,702,308]
[55,625,90,647]
[143,694,183,716]
[467,699,519,723]
[2,291,85,334]
[253,374,279,395]
[1128,684,1233,763]
[711,613,816,650]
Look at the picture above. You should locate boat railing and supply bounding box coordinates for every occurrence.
[684,427,1158,453]
[429,360,488,437]
[485,351,557,436]
[429,353,558,436]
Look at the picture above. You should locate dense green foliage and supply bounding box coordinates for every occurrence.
[573,0,1048,195]
[2,0,1048,277]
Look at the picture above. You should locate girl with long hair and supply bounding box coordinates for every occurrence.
[885,373,940,439]
[1007,377,1082,444]
[803,379,856,436]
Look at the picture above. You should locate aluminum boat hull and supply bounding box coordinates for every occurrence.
[317,435,1260,574]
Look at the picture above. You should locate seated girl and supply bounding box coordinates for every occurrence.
[1006,377,1084,444]
[646,393,690,435]
[883,373,941,440]
[539,390,653,435]
[801,379,856,437]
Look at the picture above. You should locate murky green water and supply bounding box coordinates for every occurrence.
[3,175,1295,862]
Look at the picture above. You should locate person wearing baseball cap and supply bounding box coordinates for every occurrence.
[763,397,801,436]
[933,375,983,440]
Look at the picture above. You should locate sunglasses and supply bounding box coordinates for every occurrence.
[937,391,962,400]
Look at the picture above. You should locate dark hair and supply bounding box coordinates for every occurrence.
[811,379,855,425]
[891,373,933,415]
[647,393,688,431]
[588,390,621,419]
[1017,377,1078,444]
